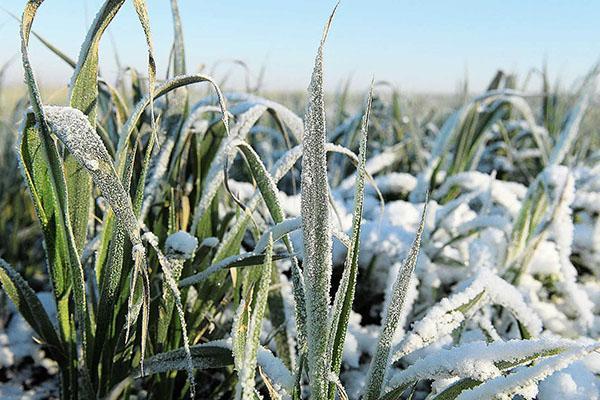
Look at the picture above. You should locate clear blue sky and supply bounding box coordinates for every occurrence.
[0,0,599,93]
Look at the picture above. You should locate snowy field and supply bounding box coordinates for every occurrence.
[1,2,600,400]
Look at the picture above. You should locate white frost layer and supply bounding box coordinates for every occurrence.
[457,344,600,400]
[386,338,580,394]
[394,270,542,361]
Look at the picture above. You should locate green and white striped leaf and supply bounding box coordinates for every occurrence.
[301,6,337,398]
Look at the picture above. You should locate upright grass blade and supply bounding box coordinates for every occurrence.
[327,86,373,400]
[233,235,274,399]
[19,112,71,338]
[301,6,337,398]
[132,0,157,144]
[92,137,143,392]
[170,0,186,76]
[363,198,428,400]
[157,232,198,344]
[548,94,590,166]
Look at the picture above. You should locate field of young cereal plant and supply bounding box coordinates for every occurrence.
[1,1,600,399]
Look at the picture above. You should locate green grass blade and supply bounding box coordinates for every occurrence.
[170,0,186,75]
[234,234,273,399]
[133,341,234,377]
[70,0,125,122]
[327,87,372,400]
[301,6,337,398]
[364,199,428,400]
[43,106,141,244]
[20,4,93,394]
[132,0,158,145]
[116,74,228,164]
[67,0,126,253]
[231,138,308,356]
[0,257,64,362]
[144,232,197,397]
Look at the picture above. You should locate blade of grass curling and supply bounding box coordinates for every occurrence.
[327,85,372,400]
[0,257,64,362]
[301,5,337,399]
[115,74,228,166]
[363,196,428,400]
[67,0,126,254]
[234,234,273,400]
[70,0,125,122]
[43,106,141,244]
[20,2,93,395]
[189,104,264,234]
